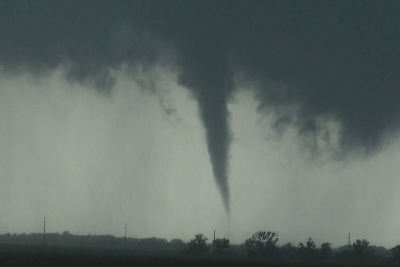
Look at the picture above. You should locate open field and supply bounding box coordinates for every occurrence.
[0,249,396,267]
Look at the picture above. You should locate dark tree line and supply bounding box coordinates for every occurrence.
[184,234,230,256]
[3,231,400,264]
[184,231,400,265]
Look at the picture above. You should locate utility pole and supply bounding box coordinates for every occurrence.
[347,233,351,252]
[213,229,216,253]
[124,223,127,255]
[42,218,46,250]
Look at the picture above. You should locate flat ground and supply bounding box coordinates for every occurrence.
[0,251,394,267]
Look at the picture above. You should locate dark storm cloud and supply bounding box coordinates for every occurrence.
[228,1,400,155]
[1,0,400,213]
[0,1,169,93]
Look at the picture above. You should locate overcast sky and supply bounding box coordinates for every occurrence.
[1,0,400,247]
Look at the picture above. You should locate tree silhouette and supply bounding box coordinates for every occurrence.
[213,238,230,255]
[320,242,332,261]
[170,238,184,250]
[245,231,279,258]
[280,243,297,260]
[186,234,209,254]
[298,237,316,260]
[352,239,370,262]
[306,237,316,250]
[392,245,400,260]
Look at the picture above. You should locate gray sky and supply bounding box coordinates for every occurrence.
[1,0,400,247]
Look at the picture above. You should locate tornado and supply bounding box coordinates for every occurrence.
[197,90,231,216]
[177,47,234,216]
